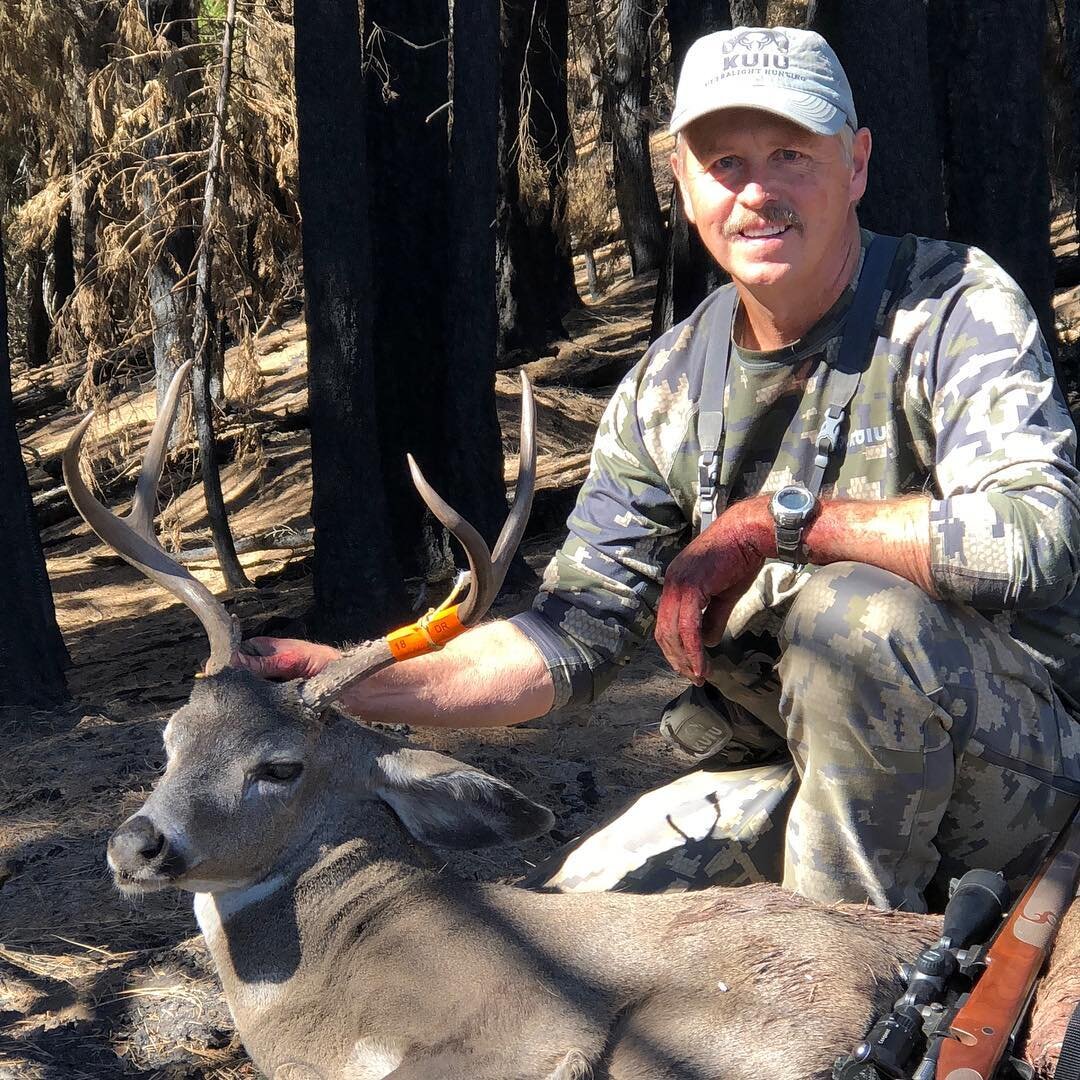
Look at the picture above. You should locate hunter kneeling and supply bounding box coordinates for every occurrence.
[239,26,1080,914]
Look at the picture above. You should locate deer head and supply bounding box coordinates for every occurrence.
[64,363,550,896]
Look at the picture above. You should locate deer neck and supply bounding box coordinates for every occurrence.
[193,787,433,1053]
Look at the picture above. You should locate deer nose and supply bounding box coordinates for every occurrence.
[109,815,167,867]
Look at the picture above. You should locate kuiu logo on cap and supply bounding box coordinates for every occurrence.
[719,28,791,74]
[722,29,790,54]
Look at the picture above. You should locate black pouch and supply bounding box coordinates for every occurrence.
[659,683,735,763]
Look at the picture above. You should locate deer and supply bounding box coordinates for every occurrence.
[65,362,949,1080]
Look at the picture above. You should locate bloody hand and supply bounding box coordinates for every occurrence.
[230,637,342,681]
[655,497,772,685]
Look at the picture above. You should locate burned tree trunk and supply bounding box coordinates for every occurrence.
[25,250,50,368]
[497,0,578,361]
[191,0,247,591]
[728,0,765,24]
[444,0,509,560]
[608,0,665,276]
[652,0,731,336]
[363,0,455,583]
[806,0,945,238]
[930,0,1053,341]
[142,0,196,437]
[0,231,69,710]
[293,0,407,639]
[1069,0,1080,239]
[51,211,76,315]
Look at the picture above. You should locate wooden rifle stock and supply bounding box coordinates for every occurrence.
[936,811,1080,1080]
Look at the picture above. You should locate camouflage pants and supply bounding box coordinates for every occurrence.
[533,563,1080,911]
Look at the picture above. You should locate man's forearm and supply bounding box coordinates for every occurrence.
[739,493,937,595]
[336,619,556,728]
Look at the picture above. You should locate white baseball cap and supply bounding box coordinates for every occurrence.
[669,27,857,137]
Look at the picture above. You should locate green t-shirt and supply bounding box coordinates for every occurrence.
[512,231,1080,714]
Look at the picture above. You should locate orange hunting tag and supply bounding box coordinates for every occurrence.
[386,604,466,661]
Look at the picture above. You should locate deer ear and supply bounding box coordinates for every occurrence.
[371,748,554,850]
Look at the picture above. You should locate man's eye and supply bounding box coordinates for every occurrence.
[256,762,304,783]
[713,155,737,170]
[778,149,801,162]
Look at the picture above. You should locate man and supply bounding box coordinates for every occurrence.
[240,28,1080,913]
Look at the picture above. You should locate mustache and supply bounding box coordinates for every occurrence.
[724,205,803,237]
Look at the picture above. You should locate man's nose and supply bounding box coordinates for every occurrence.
[737,181,772,209]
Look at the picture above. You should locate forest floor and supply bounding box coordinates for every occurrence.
[1,239,695,1078]
[5,211,1080,1077]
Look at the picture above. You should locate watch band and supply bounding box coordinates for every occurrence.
[775,524,805,562]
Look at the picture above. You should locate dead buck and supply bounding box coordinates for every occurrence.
[66,363,946,1080]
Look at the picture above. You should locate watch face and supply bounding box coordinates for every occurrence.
[776,487,812,513]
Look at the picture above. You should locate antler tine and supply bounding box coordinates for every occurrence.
[62,363,240,675]
[296,373,538,716]
[129,360,191,538]
[490,373,536,585]
[406,453,496,625]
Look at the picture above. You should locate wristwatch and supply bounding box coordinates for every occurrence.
[769,483,818,565]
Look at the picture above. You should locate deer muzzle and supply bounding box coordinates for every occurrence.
[107,813,186,891]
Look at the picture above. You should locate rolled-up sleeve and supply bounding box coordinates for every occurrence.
[927,270,1080,609]
[510,346,694,708]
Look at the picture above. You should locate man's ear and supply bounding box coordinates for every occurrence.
[671,143,697,226]
[850,126,872,206]
[372,747,554,850]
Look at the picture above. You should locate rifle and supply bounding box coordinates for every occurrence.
[833,809,1080,1080]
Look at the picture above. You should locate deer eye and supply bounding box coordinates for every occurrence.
[255,762,304,784]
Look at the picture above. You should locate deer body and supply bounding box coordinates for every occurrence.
[158,680,938,1080]
[68,369,941,1079]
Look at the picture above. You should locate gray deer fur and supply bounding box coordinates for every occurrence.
[80,366,939,1077]
[108,670,940,1080]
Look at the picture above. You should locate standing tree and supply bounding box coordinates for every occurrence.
[606,0,665,275]
[293,0,407,640]
[191,0,247,591]
[364,0,453,581]
[806,0,945,238]
[1069,0,1080,239]
[930,0,1054,341]
[652,0,732,336]
[0,230,69,709]
[498,0,579,360]
[141,0,198,428]
[445,0,509,557]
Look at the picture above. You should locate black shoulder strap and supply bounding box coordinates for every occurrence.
[694,234,907,533]
[805,232,903,498]
[696,284,738,532]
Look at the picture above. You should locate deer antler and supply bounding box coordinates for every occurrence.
[298,373,537,713]
[62,361,241,675]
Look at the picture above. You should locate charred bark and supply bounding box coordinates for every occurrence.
[806,0,945,239]
[1065,0,1080,237]
[728,0,765,26]
[293,0,407,639]
[0,230,69,710]
[51,211,76,315]
[444,0,511,564]
[25,250,50,369]
[608,0,665,275]
[364,0,454,583]
[930,0,1053,343]
[192,0,247,591]
[497,0,578,361]
[652,0,731,336]
[143,0,196,438]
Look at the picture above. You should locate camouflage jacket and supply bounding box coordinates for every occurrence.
[511,230,1080,714]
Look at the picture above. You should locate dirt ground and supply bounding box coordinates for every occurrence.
[6,218,1080,1077]
[2,245,699,1078]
